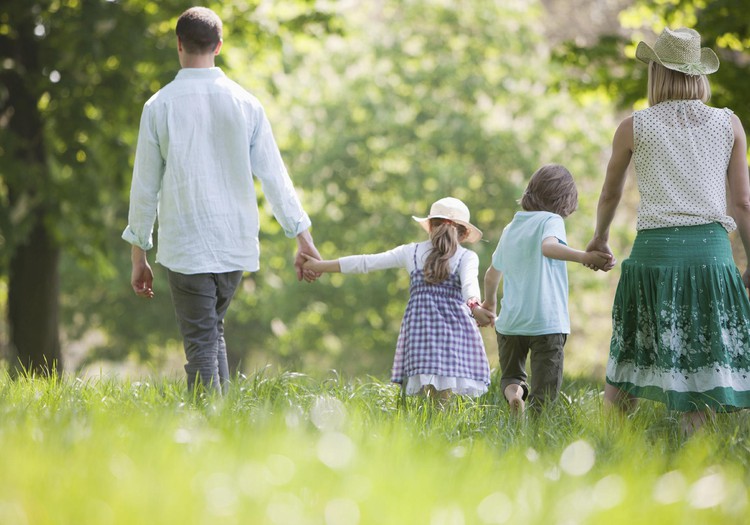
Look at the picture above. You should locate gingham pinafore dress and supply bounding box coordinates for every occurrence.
[391,246,490,388]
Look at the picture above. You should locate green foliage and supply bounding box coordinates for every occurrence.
[18,0,339,367]
[552,0,750,124]
[1,372,749,524]
[4,0,619,376]
[226,0,616,376]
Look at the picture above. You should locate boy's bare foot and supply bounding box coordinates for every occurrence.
[504,384,526,416]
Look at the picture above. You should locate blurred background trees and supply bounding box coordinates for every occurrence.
[1,0,748,381]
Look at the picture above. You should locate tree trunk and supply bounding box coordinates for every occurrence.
[8,216,62,376]
[2,5,62,376]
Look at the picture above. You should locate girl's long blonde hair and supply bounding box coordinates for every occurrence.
[424,218,467,284]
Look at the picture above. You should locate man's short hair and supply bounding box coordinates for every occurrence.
[176,7,222,55]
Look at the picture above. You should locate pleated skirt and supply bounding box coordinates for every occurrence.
[607,223,750,411]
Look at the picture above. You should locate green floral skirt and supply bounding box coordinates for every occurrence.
[607,223,750,412]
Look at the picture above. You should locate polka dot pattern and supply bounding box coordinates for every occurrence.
[633,99,736,232]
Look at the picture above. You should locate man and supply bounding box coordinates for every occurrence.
[122,6,319,393]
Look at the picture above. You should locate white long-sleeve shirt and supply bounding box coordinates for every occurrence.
[338,241,481,301]
[122,67,310,274]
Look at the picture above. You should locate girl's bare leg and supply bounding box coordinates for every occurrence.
[420,385,452,408]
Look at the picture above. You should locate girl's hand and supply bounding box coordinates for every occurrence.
[473,306,495,327]
[301,253,324,273]
[300,253,341,274]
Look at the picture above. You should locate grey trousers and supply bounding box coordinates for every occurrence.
[167,270,243,394]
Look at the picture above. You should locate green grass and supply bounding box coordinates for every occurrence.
[1,370,749,525]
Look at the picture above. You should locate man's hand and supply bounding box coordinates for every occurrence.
[131,245,154,298]
[295,230,322,282]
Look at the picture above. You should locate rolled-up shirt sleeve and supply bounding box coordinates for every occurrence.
[122,102,164,250]
[338,244,410,274]
[458,249,481,301]
[250,105,311,238]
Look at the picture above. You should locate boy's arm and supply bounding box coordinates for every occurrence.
[482,266,503,314]
[542,237,610,269]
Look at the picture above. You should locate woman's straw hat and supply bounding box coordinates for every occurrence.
[636,27,719,76]
[412,197,483,243]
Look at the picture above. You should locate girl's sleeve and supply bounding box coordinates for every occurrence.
[339,244,409,274]
[458,250,481,301]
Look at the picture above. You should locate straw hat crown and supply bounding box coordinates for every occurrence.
[636,27,719,75]
[412,197,483,243]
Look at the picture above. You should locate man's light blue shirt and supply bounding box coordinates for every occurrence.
[122,67,311,274]
[492,211,570,335]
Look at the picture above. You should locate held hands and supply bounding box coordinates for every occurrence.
[301,252,325,273]
[582,250,614,272]
[472,306,495,328]
[583,238,617,272]
[295,231,322,283]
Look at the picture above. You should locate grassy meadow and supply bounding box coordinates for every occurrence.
[1,370,749,525]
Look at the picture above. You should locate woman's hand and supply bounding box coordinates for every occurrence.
[585,238,616,272]
[582,250,614,272]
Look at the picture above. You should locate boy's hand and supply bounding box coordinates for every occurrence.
[472,306,495,327]
[582,250,614,272]
[480,300,496,316]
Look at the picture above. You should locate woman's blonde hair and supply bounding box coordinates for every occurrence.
[647,62,711,106]
[520,164,578,218]
[424,219,467,284]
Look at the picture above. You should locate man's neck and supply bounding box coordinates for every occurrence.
[179,53,216,68]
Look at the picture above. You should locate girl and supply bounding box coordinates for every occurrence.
[482,165,610,414]
[303,197,493,400]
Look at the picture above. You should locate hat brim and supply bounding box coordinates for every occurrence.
[412,215,483,243]
[635,41,719,75]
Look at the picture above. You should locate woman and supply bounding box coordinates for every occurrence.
[587,27,750,434]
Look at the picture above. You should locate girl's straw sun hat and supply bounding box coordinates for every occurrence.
[412,197,483,243]
[636,27,719,76]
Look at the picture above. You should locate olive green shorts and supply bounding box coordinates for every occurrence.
[496,332,567,406]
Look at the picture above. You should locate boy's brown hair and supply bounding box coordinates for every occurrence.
[519,164,578,218]
[176,7,223,55]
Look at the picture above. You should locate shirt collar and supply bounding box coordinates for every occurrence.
[175,67,226,80]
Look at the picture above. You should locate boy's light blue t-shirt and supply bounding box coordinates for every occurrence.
[492,211,570,335]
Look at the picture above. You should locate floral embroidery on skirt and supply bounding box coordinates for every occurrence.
[607,224,750,411]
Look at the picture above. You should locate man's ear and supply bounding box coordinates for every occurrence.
[177,36,183,52]
[214,39,223,56]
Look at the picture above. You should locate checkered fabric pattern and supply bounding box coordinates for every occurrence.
[391,248,490,386]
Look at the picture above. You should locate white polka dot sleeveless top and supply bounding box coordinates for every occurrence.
[633,99,736,232]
